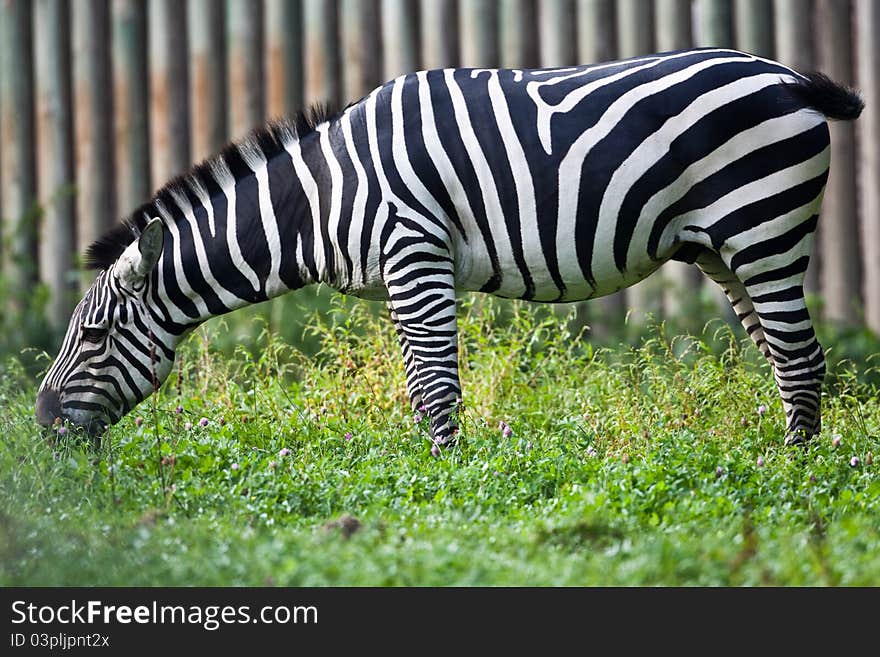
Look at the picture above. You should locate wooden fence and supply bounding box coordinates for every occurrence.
[1,0,878,336]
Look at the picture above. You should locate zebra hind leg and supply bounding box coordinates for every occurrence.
[711,245,825,446]
[695,250,773,364]
[388,303,424,412]
[744,277,825,446]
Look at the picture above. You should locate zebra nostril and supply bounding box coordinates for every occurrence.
[35,389,63,427]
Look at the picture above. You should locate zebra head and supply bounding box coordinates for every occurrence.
[36,219,172,436]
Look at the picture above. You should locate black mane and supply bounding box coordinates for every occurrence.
[84,102,343,271]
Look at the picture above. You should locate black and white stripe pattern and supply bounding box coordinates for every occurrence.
[37,48,863,447]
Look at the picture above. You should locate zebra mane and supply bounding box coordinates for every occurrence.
[84,102,343,271]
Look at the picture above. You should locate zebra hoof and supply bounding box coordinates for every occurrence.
[783,430,816,447]
[431,430,459,452]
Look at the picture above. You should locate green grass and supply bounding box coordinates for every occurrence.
[1,297,878,586]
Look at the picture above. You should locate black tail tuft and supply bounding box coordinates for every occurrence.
[786,71,864,121]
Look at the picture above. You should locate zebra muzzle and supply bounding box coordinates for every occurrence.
[35,388,63,427]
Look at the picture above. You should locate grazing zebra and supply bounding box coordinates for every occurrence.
[36,48,863,449]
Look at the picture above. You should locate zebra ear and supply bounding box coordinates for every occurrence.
[116,218,164,285]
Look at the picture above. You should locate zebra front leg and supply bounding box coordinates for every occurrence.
[384,257,460,447]
[388,303,424,412]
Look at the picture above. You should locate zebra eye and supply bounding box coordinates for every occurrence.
[81,326,109,343]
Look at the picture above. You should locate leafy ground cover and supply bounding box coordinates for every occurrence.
[1,298,878,585]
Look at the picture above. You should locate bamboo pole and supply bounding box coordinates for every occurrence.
[35,0,75,328]
[149,0,190,187]
[499,0,538,69]
[113,0,151,213]
[341,0,381,101]
[855,0,880,333]
[304,0,341,107]
[539,0,577,67]
[190,0,227,161]
[265,0,303,116]
[734,0,774,56]
[227,0,265,141]
[578,0,616,63]
[459,0,499,68]
[73,0,115,272]
[0,0,37,311]
[382,0,420,80]
[815,0,859,324]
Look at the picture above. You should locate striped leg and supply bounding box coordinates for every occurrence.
[698,248,824,444]
[388,303,424,412]
[714,219,825,445]
[382,223,460,446]
[743,277,825,445]
[695,250,772,363]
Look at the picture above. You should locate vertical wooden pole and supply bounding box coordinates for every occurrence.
[190,0,227,161]
[577,0,616,64]
[113,0,151,212]
[499,0,538,68]
[654,0,701,319]
[149,0,190,187]
[341,0,381,101]
[459,0,499,68]
[654,0,691,53]
[616,0,654,58]
[35,0,75,328]
[227,0,265,141]
[539,0,577,67]
[855,0,880,333]
[773,0,813,69]
[304,0,341,107]
[382,0,420,80]
[734,0,774,55]
[0,0,37,312]
[422,0,460,69]
[266,0,304,117]
[815,0,859,325]
[73,0,115,271]
[773,0,816,292]
[693,0,734,47]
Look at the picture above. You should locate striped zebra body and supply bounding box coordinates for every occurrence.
[37,48,862,449]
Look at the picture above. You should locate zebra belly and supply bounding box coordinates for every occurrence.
[346,284,390,301]
[451,216,675,303]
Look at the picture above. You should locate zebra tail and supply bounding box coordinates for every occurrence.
[786,71,865,121]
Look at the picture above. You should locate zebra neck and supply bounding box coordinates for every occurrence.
[147,135,348,335]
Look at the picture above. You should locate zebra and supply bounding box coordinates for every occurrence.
[36,48,863,450]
